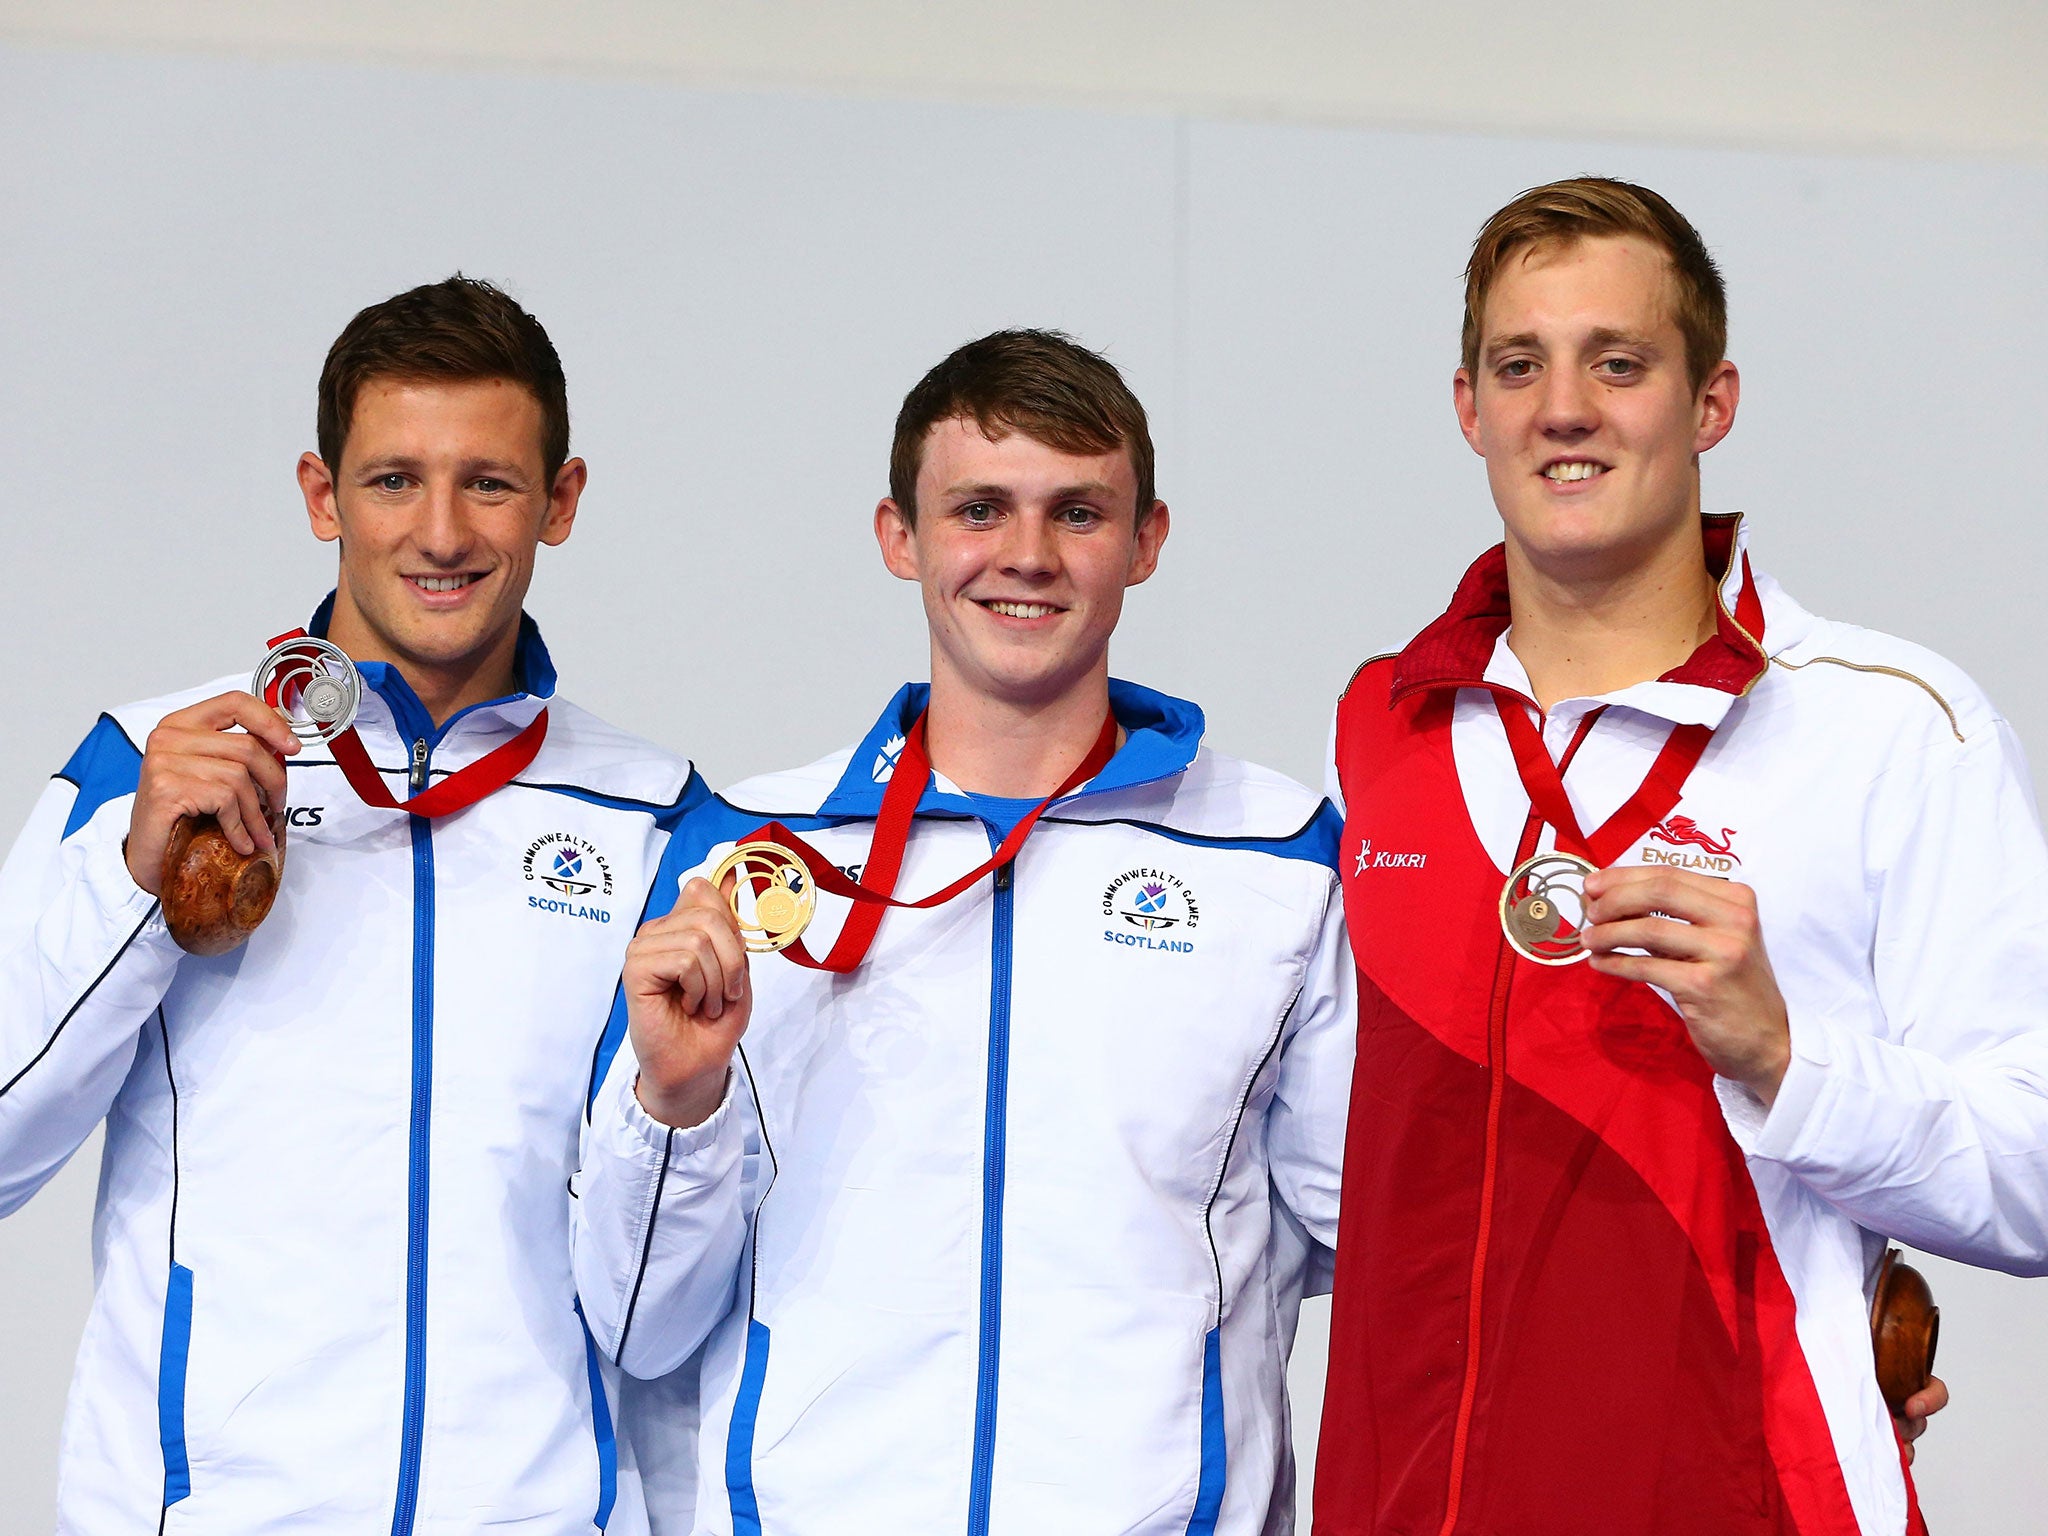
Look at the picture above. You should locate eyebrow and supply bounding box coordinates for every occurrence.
[940,481,1118,501]
[355,456,530,477]
[1586,326,1660,352]
[1483,327,1662,359]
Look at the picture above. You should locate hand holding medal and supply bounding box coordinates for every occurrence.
[141,634,360,955]
[147,625,550,956]
[626,707,1119,1127]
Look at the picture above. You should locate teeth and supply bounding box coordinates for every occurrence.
[987,601,1057,619]
[1544,461,1605,482]
[413,575,474,593]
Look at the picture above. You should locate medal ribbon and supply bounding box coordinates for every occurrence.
[264,628,549,818]
[1489,556,1765,866]
[746,706,1119,974]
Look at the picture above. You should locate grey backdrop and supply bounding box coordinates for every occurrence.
[3,39,2044,1532]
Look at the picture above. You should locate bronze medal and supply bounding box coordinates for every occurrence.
[1498,850,1596,966]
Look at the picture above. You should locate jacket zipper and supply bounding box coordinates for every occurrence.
[966,854,1016,1536]
[390,737,434,1536]
[1436,708,1600,1535]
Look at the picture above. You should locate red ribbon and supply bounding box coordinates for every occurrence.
[265,628,548,819]
[1490,556,1766,867]
[746,706,1119,974]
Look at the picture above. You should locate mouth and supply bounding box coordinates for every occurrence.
[405,573,484,596]
[977,599,1064,620]
[1541,458,1610,485]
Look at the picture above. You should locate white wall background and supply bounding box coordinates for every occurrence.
[2,21,2046,1534]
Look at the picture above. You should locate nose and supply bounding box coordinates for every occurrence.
[1535,366,1599,440]
[997,510,1059,579]
[414,478,472,564]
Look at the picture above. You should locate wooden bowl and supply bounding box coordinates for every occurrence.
[160,809,286,956]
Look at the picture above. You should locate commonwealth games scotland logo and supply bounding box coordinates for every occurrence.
[1101,867,1200,953]
[523,832,615,899]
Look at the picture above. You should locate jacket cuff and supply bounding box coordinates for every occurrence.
[623,1069,736,1159]
[90,834,168,930]
[1716,1008,1839,1160]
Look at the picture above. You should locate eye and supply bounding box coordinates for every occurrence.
[1595,357,1643,381]
[473,477,511,495]
[1055,504,1103,529]
[958,501,999,527]
[375,473,411,493]
[1497,358,1536,381]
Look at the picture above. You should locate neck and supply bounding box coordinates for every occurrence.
[1503,521,1719,712]
[923,668,1114,798]
[325,613,523,729]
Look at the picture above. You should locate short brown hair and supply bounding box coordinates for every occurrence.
[316,275,571,481]
[889,329,1155,522]
[1462,177,1727,394]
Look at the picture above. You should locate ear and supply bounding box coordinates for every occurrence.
[874,498,920,581]
[538,458,587,548]
[1124,502,1171,587]
[300,452,343,543]
[1693,360,1740,456]
[1453,368,1485,456]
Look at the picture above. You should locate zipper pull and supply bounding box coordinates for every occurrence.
[994,862,1013,892]
[409,738,429,793]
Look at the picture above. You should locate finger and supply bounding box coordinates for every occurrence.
[681,875,744,937]
[1584,867,1751,928]
[638,928,731,1021]
[168,691,304,757]
[210,781,258,857]
[231,730,291,813]
[1581,915,1722,962]
[1584,950,1700,994]
[1901,1375,1949,1422]
[685,929,732,1019]
[627,937,710,1017]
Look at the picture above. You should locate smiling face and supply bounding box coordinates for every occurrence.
[1453,233,1738,581]
[298,375,584,716]
[875,415,1168,715]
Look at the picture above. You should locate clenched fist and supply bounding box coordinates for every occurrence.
[126,692,302,896]
[624,872,752,1128]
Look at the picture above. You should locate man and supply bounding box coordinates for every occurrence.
[572,330,1354,1533]
[0,277,703,1532]
[1317,178,2043,1535]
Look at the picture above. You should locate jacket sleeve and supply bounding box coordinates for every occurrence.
[1725,714,2048,1274]
[572,831,755,1379]
[1266,848,1356,1261]
[0,718,185,1217]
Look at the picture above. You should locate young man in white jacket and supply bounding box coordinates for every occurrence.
[1319,179,2011,1536]
[0,278,702,1533]
[573,330,1354,1535]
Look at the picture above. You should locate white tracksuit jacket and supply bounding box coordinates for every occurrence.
[572,681,1355,1536]
[0,608,700,1535]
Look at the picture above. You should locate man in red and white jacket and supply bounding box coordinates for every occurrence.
[1317,178,2043,1535]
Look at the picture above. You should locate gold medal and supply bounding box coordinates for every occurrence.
[712,841,818,953]
[1499,850,1596,966]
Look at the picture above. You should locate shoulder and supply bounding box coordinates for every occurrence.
[1064,745,1340,869]
[1765,617,2000,753]
[717,746,858,818]
[94,674,251,753]
[46,673,246,837]
[520,695,695,809]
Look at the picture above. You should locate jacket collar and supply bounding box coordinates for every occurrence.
[817,679,1206,820]
[307,590,557,747]
[1392,512,1805,727]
